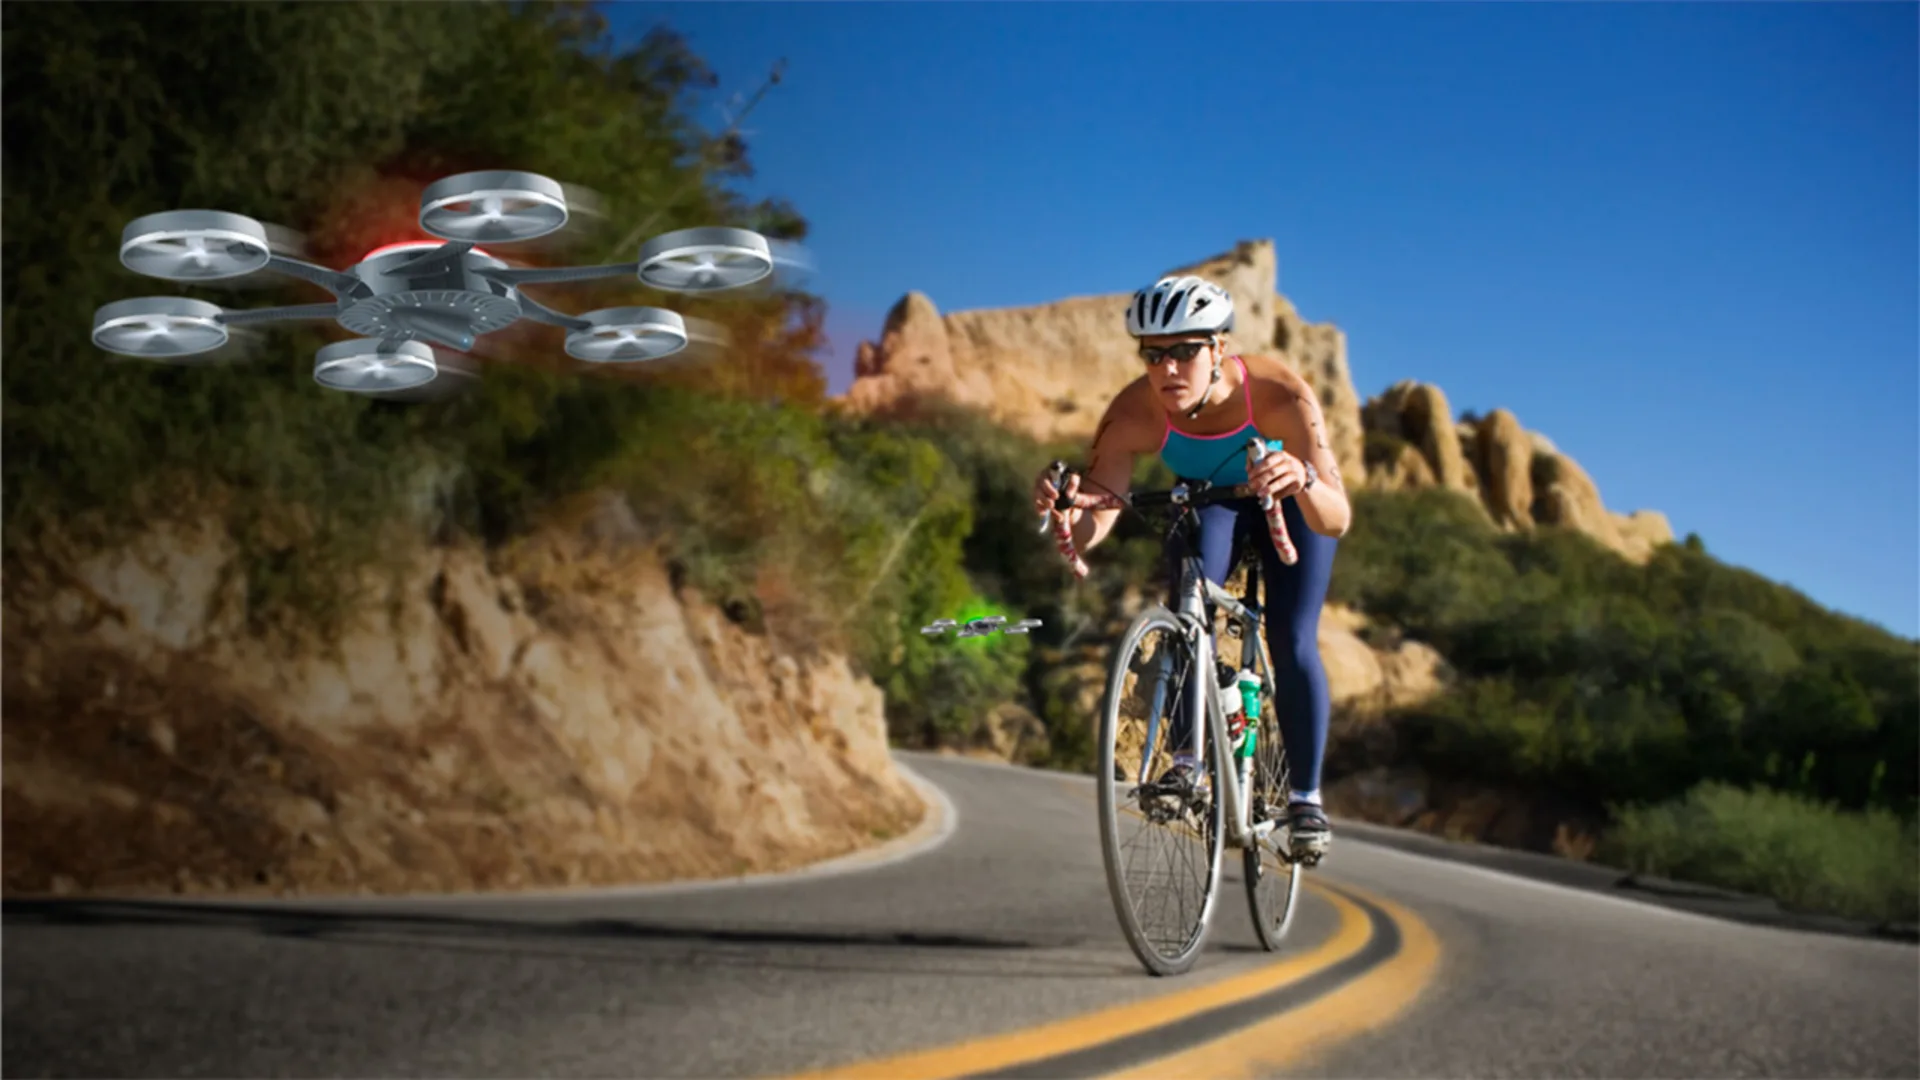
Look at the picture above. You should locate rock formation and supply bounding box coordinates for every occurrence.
[842,240,1369,489]
[839,239,1672,565]
[2,493,925,898]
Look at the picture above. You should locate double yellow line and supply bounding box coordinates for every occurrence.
[782,877,1440,1080]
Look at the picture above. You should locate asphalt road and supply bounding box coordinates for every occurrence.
[4,752,1915,1079]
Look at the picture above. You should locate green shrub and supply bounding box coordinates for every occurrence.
[1601,781,1920,925]
[1331,487,1920,820]
[1364,429,1412,470]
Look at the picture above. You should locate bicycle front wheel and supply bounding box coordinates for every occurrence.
[1096,604,1225,977]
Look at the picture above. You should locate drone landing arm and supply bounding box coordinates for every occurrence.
[217,302,342,327]
[265,254,362,297]
[514,294,592,333]
[479,262,640,286]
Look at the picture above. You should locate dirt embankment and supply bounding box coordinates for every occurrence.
[2,492,926,899]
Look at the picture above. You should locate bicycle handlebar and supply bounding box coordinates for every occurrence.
[1043,436,1299,579]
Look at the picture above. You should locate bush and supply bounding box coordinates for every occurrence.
[1600,782,1920,925]
[1331,487,1920,822]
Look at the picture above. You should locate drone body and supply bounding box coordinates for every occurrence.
[91,170,778,394]
[919,616,1042,639]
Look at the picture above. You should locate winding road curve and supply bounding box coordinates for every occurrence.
[5,752,1916,1078]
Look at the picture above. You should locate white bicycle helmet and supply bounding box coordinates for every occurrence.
[1125,274,1235,337]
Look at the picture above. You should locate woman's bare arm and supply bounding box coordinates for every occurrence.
[1254,363,1353,537]
[1064,382,1160,553]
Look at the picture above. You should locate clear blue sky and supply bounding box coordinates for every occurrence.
[603,2,1918,640]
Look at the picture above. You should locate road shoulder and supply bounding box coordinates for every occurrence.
[1331,816,1919,945]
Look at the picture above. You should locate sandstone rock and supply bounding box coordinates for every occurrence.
[1358,393,1669,564]
[1473,408,1536,530]
[1366,439,1437,491]
[1531,450,1617,544]
[1318,604,1449,721]
[1612,509,1676,564]
[843,290,989,419]
[1361,381,1474,494]
[64,519,236,660]
[1320,623,1385,712]
[1522,453,1671,565]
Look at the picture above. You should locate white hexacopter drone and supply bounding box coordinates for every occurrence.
[90,170,776,394]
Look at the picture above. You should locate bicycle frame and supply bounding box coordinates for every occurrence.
[1135,525,1281,854]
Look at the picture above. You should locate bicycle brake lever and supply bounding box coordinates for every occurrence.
[1040,460,1077,533]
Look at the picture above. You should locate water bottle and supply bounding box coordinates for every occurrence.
[1236,669,1263,760]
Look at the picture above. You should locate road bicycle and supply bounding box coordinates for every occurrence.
[1044,445,1309,977]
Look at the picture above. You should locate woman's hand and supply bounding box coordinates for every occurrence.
[1247,446,1311,502]
[1032,465,1083,529]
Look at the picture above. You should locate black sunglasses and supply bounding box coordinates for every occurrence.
[1139,341,1210,365]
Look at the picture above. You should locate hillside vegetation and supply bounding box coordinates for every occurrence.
[5,3,1913,924]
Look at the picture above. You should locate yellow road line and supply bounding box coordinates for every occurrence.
[781,881,1373,1080]
[1097,880,1444,1079]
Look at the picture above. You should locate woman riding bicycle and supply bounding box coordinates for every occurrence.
[1031,273,1351,860]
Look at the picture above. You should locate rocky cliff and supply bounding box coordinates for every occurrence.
[1,493,925,898]
[839,239,1672,565]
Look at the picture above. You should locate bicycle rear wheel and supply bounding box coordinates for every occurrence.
[1242,671,1304,950]
[1097,604,1225,977]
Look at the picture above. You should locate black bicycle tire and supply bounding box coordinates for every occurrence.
[1241,679,1304,950]
[1096,603,1226,977]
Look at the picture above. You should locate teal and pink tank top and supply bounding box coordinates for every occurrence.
[1158,355,1283,485]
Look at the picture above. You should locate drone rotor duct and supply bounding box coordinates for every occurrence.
[313,338,439,394]
[565,307,689,363]
[636,226,774,292]
[419,170,569,244]
[91,296,230,359]
[120,210,273,282]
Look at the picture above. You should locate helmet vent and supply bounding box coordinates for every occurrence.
[1164,288,1190,326]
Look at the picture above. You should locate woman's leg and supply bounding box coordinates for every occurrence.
[1240,493,1338,856]
[1252,493,1337,800]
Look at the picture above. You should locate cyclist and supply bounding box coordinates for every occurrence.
[1030,273,1351,860]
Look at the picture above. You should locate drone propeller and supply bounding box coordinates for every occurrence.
[120,210,273,282]
[637,227,775,293]
[564,307,689,363]
[351,346,483,403]
[419,170,569,245]
[92,297,230,358]
[313,338,439,394]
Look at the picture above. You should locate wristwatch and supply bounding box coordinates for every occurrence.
[1302,461,1318,491]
